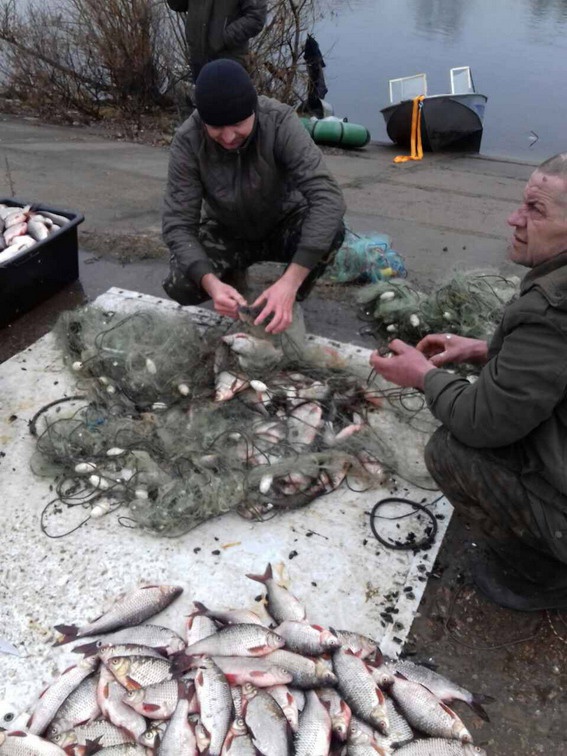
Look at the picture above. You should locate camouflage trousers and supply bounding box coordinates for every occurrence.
[163,211,346,306]
[425,427,567,564]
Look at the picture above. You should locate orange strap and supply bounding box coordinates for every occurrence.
[393,95,425,163]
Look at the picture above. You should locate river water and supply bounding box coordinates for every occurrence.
[315,0,567,161]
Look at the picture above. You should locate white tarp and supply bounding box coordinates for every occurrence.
[0,288,451,724]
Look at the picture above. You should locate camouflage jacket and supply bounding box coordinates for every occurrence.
[166,0,266,66]
[425,250,567,517]
[162,96,346,286]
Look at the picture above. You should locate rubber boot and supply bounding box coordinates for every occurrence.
[485,539,567,587]
[473,552,567,612]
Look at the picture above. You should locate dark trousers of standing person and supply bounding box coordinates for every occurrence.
[163,210,346,306]
[424,426,567,567]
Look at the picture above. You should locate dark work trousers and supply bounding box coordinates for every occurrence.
[163,211,346,306]
[425,426,567,564]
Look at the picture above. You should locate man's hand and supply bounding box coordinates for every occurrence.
[416,333,489,367]
[369,339,436,390]
[201,273,247,319]
[252,264,309,334]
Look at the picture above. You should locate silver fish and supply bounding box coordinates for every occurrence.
[96,667,146,740]
[28,656,100,735]
[49,719,134,749]
[137,722,165,750]
[215,371,250,402]
[346,720,392,756]
[0,730,66,755]
[331,630,379,660]
[194,658,234,756]
[47,674,100,735]
[293,690,332,756]
[222,333,284,372]
[242,683,291,756]
[54,586,183,644]
[221,717,256,756]
[246,564,306,623]
[192,601,266,627]
[211,657,293,688]
[27,219,51,242]
[274,621,341,656]
[394,741,487,756]
[0,235,35,263]
[332,648,389,735]
[287,401,323,451]
[123,680,185,721]
[104,655,172,691]
[98,643,165,663]
[389,675,472,743]
[72,624,185,657]
[316,687,351,742]
[95,746,150,755]
[156,690,197,756]
[389,660,494,722]
[231,686,244,717]
[385,697,413,747]
[32,209,69,227]
[186,605,218,645]
[265,686,299,732]
[263,650,337,689]
[171,624,284,674]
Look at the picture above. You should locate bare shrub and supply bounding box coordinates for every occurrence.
[249,0,317,105]
[0,0,319,122]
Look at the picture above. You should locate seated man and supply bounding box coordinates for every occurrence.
[369,153,567,611]
[162,59,346,335]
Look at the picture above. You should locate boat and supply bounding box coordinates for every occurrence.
[380,67,487,153]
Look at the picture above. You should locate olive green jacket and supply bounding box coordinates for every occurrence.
[166,0,266,67]
[162,96,346,286]
[425,251,567,512]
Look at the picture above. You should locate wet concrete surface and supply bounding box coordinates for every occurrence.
[1,115,566,754]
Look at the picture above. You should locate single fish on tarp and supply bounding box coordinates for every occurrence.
[293,690,332,756]
[394,740,487,755]
[242,683,291,756]
[28,656,99,736]
[194,658,234,756]
[0,730,67,755]
[389,659,495,722]
[246,564,307,624]
[389,675,472,743]
[72,624,185,657]
[54,586,183,645]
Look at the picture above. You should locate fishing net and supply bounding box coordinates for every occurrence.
[356,270,519,345]
[322,230,407,284]
[31,303,436,538]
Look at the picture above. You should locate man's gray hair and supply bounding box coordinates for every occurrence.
[538,153,567,178]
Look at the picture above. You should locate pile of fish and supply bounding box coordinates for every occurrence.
[0,203,69,264]
[1,565,492,755]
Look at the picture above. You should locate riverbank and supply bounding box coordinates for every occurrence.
[1,113,564,756]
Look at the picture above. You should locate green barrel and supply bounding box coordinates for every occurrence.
[300,117,371,149]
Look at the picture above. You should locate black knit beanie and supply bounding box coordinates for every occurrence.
[195,59,258,127]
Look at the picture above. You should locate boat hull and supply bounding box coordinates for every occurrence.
[381,93,487,153]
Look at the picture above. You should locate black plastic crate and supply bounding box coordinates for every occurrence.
[0,198,84,328]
